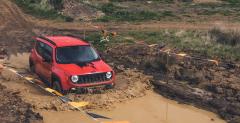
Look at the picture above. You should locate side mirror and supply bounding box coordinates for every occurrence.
[99,53,102,58]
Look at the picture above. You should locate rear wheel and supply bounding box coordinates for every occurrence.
[29,59,35,73]
[52,80,68,95]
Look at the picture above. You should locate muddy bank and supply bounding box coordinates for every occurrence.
[105,43,240,122]
[0,83,42,123]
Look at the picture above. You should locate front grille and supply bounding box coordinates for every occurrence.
[76,72,110,84]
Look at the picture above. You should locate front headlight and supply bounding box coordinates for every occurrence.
[106,72,112,79]
[71,75,79,83]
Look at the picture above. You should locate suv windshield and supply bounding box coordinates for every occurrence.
[56,45,100,64]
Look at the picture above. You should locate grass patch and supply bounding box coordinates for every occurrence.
[97,3,176,22]
[85,32,134,51]
[14,0,72,21]
[109,0,174,2]
[210,28,240,46]
[124,30,240,61]
[222,0,240,4]
[84,29,240,61]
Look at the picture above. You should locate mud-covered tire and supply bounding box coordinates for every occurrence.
[29,59,35,73]
[105,83,115,89]
[52,80,68,95]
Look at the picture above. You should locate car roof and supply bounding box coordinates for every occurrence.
[37,36,89,47]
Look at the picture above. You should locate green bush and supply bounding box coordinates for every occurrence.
[223,0,240,4]
[210,28,240,46]
[126,30,240,61]
[98,3,166,22]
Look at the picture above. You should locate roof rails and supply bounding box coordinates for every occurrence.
[38,36,56,46]
[65,34,90,43]
[65,34,83,39]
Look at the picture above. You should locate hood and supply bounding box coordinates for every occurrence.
[56,60,112,75]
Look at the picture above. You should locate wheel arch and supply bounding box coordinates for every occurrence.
[51,72,70,91]
[51,73,61,87]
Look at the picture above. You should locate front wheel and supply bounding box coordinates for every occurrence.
[52,80,68,95]
[105,83,115,89]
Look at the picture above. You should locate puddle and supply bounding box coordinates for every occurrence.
[95,91,226,123]
[40,111,98,123]
[40,91,226,123]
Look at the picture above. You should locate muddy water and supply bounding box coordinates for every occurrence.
[40,91,226,123]
[40,111,98,123]
[95,91,226,123]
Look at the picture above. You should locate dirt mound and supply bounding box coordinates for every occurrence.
[0,0,34,56]
[0,83,42,123]
[105,43,240,122]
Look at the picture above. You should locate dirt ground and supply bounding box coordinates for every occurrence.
[0,83,42,123]
[104,43,240,122]
[0,0,240,123]
[0,53,227,123]
[1,53,152,111]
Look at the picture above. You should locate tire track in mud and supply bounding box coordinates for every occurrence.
[0,0,34,55]
[1,0,32,29]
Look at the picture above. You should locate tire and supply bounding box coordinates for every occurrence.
[52,80,68,95]
[105,83,115,89]
[29,59,35,73]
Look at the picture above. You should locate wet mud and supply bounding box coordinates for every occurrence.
[105,43,240,122]
[1,53,152,111]
[0,1,239,123]
[0,83,42,123]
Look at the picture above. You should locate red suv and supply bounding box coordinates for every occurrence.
[29,36,115,94]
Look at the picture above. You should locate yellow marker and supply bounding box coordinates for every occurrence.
[148,44,158,47]
[25,77,34,81]
[45,88,63,96]
[177,53,187,57]
[8,68,17,73]
[208,59,219,65]
[68,101,89,108]
[102,121,130,123]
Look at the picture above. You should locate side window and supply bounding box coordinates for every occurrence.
[36,41,44,57]
[36,41,53,61]
[43,44,53,59]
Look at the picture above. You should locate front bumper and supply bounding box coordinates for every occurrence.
[65,77,115,90]
[69,82,115,93]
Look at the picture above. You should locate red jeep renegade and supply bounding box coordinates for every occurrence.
[29,36,115,94]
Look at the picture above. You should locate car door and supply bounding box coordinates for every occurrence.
[40,43,53,84]
[35,41,53,86]
[34,41,45,76]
